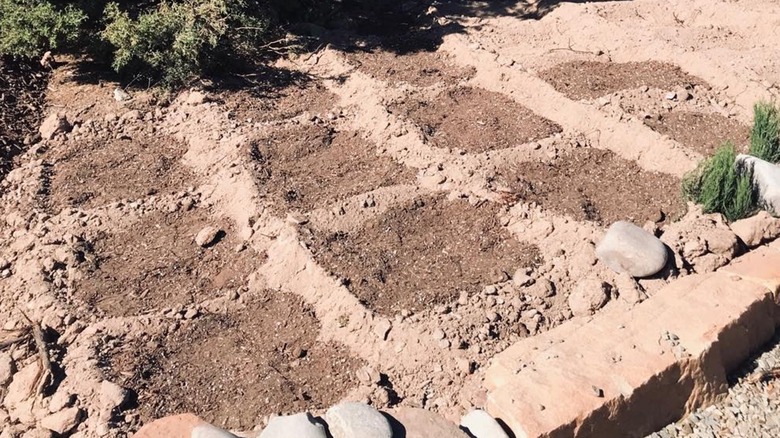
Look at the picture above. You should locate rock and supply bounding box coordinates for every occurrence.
[596,221,668,277]
[730,211,780,247]
[0,257,10,270]
[134,414,227,438]
[0,353,14,386]
[48,389,75,413]
[286,212,309,225]
[259,412,327,438]
[113,88,131,102]
[386,407,469,438]
[39,113,71,140]
[527,278,555,298]
[374,318,392,341]
[664,91,677,100]
[186,91,208,105]
[568,276,610,317]
[20,428,51,438]
[4,361,41,408]
[614,273,646,305]
[737,154,780,216]
[677,89,692,101]
[40,407,82,434]
[512,270,533,288]
[99,380,127,412]
[325,402,393,438]
[195,226,222,247]
[460,409,510,438]
[192,424,238,438]
[40,51,53,68]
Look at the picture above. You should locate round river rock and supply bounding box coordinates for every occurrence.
[596,221,668,277]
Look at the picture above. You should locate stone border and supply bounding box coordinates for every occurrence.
[484,241,780,438]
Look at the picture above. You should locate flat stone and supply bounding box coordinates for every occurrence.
[461,409,510,438]
[39,113,71,140]
[730,211,780,247]
[568,276,610,316]
[484,248,780,438]
[134,414,218,438]
[737,154,780,216]
[386,407,469,438]
[195,226,222,247]
[0,352,14,386]
[596,221,668,277]
[325,402,392,438]
[3,361,41,408]
[527,278,555,298]
[259,412,326,438]
[40,407,82,434]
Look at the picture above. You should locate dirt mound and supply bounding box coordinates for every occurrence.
[304,195,542,315]
[101,290,362,430]
[390,86,562,153]
[502,148,687,224]
[225,81,338,123]
[539,61,702,100]
[250,124,415,214]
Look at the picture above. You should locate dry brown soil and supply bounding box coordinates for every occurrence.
[644,111,751,155]
[390,86,562,153]
[304,195,542,315]
[74,208,256,317]
[503,148,687,224]
[101,290,362,430]
[250,124,416,214]
[539,61,703,100]
[225,82,338,123]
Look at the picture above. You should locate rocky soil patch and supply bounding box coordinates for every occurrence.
[390,86,562,153]
[304,195,542,315]
[102,290,362,430]
[501,148,687,224]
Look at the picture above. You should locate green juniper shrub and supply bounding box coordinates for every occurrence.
[682,142,756,222]
[0,0,85,57]
[749,101,780,162]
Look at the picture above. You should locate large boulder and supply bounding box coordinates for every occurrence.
[133,414,236,438]
[730,211,780,247]
[386,407,469,438]
[737,154,780,216]
[460,409,510,438]
[259,413,327,438]
[596,221,668,277]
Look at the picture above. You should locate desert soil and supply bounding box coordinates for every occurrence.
[1,0,780,437]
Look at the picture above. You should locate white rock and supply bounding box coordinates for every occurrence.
[113,88,131,101]
[99,380,127,412]
[186,91,208,105]
[192,423,238,438]
[40,407,82,434]
[460,409,510,438]
[0,353,14,386]
[325,402,392,438]
[596,221,668,277]
[195,226,222,247]
[259,413,326,438]
[39,113,71,140]
[568,276,610,317]
[737,154,780,216]
[730,211,780,247]
[3,361,40,408]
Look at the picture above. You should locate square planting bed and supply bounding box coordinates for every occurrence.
[304,194,542,315]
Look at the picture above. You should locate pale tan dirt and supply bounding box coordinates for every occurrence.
[1,0,780,437]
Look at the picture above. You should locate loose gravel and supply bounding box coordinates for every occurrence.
[648,334,780,438]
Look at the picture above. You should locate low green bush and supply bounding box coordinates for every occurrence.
[682,142,756,221]
[0,0,85,57]
[750,101,780,162]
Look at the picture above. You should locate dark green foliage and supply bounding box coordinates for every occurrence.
[0,0,85,57]
[749,101,780,162]
[682,142,756,222]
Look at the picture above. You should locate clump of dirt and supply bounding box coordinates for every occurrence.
[101,290,362,430]
[390,86,562,153]
[643,111,751,155]
[45,132,191,211]
[249,123,416,214]
[74,208,256,317]
[539,61,703,100]
[304,195,542,316]
[0,57,49,180]
[503,148,687,224]
[225,82,338,123]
